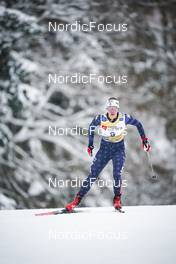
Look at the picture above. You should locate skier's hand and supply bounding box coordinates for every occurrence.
[142,137,151,152]
[87,145,94,156]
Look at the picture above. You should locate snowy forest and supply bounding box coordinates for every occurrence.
[0,0,176,209]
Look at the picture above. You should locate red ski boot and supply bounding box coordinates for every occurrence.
[113,195,124,212]
[65,195,81,213]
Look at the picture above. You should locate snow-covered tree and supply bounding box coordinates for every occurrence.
[0,0,175,209]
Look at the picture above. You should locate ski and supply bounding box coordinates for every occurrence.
[35,208,76,216]
[115,208,125,213]
[35,207,125,216]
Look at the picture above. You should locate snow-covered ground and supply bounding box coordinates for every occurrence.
[0,206,176,264]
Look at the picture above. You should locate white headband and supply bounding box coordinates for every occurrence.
[106,98,119,109]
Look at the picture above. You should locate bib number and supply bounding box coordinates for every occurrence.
[110,132,115,137]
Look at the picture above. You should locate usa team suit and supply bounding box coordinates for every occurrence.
[77,112,146,198]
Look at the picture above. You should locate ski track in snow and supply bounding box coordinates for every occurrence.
[0,206,176,264]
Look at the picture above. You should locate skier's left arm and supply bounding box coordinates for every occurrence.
[87,115,101,156]
[125,114,151,152]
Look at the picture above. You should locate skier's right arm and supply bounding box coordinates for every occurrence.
[87,115,101,156]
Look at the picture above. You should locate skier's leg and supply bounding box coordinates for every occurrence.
[65,145,110,212]
[77,146,111,198]
[112,148,125,197]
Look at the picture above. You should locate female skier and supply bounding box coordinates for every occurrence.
[65,97,151,212]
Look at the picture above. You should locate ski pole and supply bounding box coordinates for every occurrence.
[147,152,157,180]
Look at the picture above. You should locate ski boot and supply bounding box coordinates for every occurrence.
[113,195,124,213]
[65,194,81,213]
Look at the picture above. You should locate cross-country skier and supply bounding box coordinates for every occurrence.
[65,97,151,212]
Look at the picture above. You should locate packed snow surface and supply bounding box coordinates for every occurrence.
[0,205,176,264]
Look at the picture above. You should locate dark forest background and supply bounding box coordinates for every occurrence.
[0,0,176,209]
